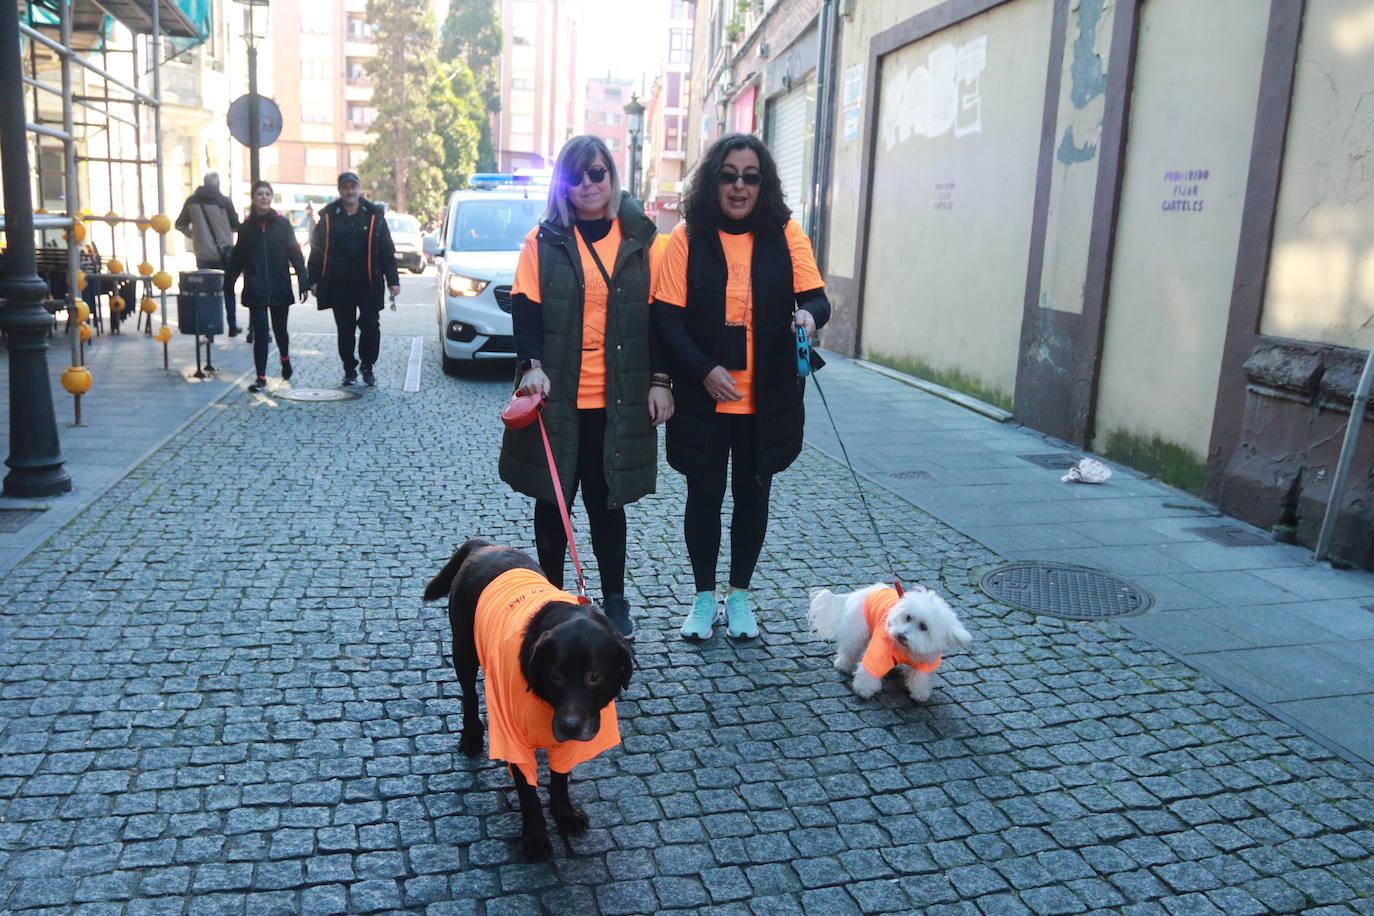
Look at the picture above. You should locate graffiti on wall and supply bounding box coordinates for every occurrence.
[882,36,988,150]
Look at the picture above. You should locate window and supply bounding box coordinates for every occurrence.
[599,111,622,126]
[346,16,374,41]
[347,103,376,127]
[349,148,366,168]
[669,29,685,64]
[607,137,621,150]
[305,147,335,168]
[667,72,682,109]
[346,58,368,84]
[665,114,682,152]
[671,0,693,18]
[301,103,332,124]
[511,78,534,90]
[604,86,622,101]
[301,59,331,80]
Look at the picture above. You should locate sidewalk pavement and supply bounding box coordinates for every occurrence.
[2,306,1374,914]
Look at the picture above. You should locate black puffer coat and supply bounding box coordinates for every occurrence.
[225,211,307,308]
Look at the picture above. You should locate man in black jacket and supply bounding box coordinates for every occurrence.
[307,172,401,386]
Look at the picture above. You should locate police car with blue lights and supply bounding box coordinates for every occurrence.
[434,171,550,374]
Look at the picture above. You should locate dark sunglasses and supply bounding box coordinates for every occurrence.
[719,170,763,186]
[566,166,608,186]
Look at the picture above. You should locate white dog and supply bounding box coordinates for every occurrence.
[809,583,972,702]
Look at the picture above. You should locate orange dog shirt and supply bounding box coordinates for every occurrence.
[474,568,621,786]
[860,587,943,679]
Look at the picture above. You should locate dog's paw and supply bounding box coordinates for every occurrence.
[520,826,555,861]
[851,670,883,699]
[553,805,589,836]
[904,670,933,703]
[458,727,484,757]
[832,654,853,673]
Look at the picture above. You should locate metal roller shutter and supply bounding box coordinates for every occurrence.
[767,82,811,228]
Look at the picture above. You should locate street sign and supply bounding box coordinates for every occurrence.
[227,94,283,148]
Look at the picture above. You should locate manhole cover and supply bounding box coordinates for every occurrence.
[980,562,1152,619]
[1019,453,1081,469]
[276,388,361,402]
[0,508,44,533]
[1186,525,1270,547]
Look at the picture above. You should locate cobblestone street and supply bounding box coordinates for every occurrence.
[2,325,1373,915]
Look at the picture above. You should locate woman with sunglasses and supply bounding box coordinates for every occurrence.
[652,133,830,641]
[499,135,673,640]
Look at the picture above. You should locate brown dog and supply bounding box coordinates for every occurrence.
[424,538,632,860]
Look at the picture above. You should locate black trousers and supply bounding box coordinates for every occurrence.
[329,285,381,370]
[195,255,237,332]
[248,305,290,377]
[533,409,626,597]
[684,412,772,592]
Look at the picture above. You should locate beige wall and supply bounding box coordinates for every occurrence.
[1263,0,1374,350]
[825,0,945,279]
[859,0,1053,403]
[1095,0,1268,458]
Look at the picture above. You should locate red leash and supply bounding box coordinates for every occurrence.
[502,393,589,603]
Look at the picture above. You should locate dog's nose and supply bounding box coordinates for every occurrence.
[554,713,585,740]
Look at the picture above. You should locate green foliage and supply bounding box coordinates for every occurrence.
[433,59,484,192]
[864,349,1014,412]
[439,0,503,115]
[359,0,445,221]
[1100,429,1208,495]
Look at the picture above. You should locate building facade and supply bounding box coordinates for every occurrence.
[494,0,580,171]
[641,0,695,231]
[583,75,634,180]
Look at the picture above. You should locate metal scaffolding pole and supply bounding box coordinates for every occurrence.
[63,0,81,375]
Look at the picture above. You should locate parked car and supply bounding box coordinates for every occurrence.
[386,212,426,274]
[435,186,543,374]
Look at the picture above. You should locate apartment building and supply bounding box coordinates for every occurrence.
[641,0,694,230]
[583,76,633,180]
[495,0,580,171]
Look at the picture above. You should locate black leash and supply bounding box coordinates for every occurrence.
[802,333,906,597]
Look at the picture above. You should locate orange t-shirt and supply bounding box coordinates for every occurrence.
[653,219,824,415]
[511,222,625,409]
[860,587,942,679]
[473,568,621,786]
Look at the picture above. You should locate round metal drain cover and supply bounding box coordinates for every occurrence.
[979,562,1152,619]
[276,388,361,402]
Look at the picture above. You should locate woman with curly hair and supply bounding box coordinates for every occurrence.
[652,133,830,641]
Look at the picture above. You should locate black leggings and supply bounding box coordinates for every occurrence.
[248,305,290,377]
[533,409,626,596]
[684,413,772,592]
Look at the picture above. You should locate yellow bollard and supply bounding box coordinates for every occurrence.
[155,324,173,369]
[61,365,92,426]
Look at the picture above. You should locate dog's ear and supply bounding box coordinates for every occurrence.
[520,630,557,692]
[949,618,973,647]
[613,639,633,692]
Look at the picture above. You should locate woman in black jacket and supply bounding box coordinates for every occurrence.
[226,180,309,391]
[653,134,830,641]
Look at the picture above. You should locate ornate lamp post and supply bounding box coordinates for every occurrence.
[0,0,71,496]
[623,93,645,200]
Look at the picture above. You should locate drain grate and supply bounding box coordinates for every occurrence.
[980,562,1152,620]
[889,470,933,480]
[276,388,362,402]
[0,508,44,533]
[1019,453,1081,470]
[1187,525,1271,547]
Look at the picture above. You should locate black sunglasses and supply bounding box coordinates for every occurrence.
[566,166,608,186]
[719,170,763,186]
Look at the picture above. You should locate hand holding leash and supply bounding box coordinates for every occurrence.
[796,325,811,378]
[389,292,397,311]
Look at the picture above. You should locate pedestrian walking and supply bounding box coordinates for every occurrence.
[652,133,831,641]
[307,172,400,386]
[498,135,673,640]
[174,171,242,337]
[224,180,309,392]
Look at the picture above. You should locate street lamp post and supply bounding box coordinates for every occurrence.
[0,0,71,496]
[240,0,269,184]
[623,93,645,200]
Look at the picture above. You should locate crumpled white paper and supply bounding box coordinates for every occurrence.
[1062,457,1112,484]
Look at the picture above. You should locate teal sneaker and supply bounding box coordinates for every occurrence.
[724,590,759,639]
[680,591,718,640]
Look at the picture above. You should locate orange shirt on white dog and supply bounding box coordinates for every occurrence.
[861,587,943,679]
[475,568,621,786]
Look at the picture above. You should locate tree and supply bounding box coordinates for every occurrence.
[359,0,445,220]
[439,0,501,171]
[433,59,484,192]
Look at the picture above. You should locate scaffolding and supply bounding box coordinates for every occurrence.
[11,0,205,375]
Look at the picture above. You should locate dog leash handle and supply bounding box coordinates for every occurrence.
[536,412,588,601]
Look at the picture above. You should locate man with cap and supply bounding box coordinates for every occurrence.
[307,172,401,386]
